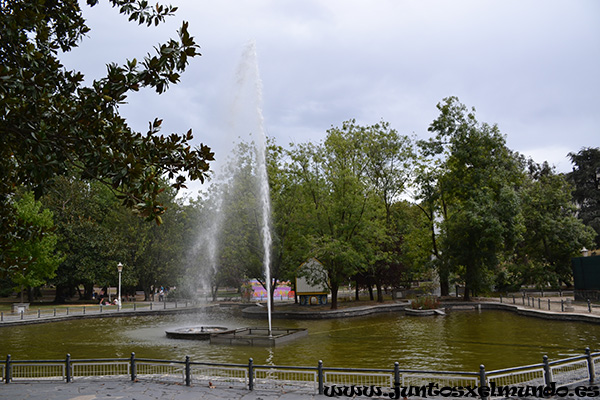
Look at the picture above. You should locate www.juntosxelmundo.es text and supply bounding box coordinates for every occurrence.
[324,382,600,398]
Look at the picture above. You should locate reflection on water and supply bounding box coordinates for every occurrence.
[0,309,598,371]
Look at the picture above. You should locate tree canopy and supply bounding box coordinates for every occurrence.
[418,97,525,299]
[568,147,600,248]
[0,0,214,274]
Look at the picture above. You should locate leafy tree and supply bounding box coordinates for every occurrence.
[0,0,214,274]
[41,175,120,302]
[511,161,595,288]
[567,147,600,248]
[350,120,415,302]
[8,192,64,302]
[107,183,187,301]
[288,122,377,309]
[413,161,451,295]
[419,97,525,299]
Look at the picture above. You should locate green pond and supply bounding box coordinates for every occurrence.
[1,309,598,372]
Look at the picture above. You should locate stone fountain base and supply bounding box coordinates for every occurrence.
[209,327,308,346]
[165,326,231,340]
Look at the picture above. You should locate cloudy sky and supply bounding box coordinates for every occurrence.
[62,0,599,195]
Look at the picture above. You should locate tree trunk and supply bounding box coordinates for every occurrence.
[330,284,339,310]
[376,282,384,303]
[143,284,153,301]
[355,281,360,301]
[212,282,220,302]
[53,284,68,303]
[270,279,279,309]
[368,285,374,301]
[438,264,450,296]
[463,281,471,301]
[83,283,94,300]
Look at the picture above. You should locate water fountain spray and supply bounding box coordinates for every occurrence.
[234,41,273,335]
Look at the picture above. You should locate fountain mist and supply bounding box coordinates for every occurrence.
[190,41,273,334]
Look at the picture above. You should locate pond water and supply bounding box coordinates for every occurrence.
[1,308,598,372]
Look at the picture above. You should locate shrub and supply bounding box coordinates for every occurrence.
[411,296,440,310]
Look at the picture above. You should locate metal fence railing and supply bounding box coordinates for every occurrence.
[496,294,600,315]
[2,349,598,395]
[486,363,545,387]
[0,301,198,326]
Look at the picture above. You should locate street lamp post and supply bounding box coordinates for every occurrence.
[117,263,123,311]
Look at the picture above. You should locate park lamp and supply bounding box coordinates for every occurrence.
[117,262,123,311]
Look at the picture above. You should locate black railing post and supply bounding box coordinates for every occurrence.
[543,355,552,386]
[248,358,254,391]
[66,354,72,383]
[588,299,592,313]
[150,302,153,311]
[548,299,551,310]
[38,309,40,318]
[20,310,24,320]
[54,308,56,316]
[561,299,564,312]
[538,298,541,309]
[394,362,400,389]
[512,295,515,304]
[479,365,487,400]
[500,295,503,303]
[1,311,3,321]
[130,352,136,382]
[66,307,69,316]
[83,306,85,315]
[185,356,191,386]
[318,360,324,395]
[586,348,595,384]
[5,354,11,383]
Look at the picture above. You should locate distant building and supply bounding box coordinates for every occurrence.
[295,258,329,305]
[572,254,600,301]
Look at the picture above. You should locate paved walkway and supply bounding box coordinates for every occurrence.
[2,380,598,400]
[0,301,207,327]
[0,380,329,400]
[477,295,600,321]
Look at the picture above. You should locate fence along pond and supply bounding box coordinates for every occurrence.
[2,349,599,396]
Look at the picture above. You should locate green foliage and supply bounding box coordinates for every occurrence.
[8,192,64,298]
[287,120,416,308]
[418,97,525,299]
[0,0,213,274]
[41,176,120,301]
[567,147,600,248]
[514,161,595,287]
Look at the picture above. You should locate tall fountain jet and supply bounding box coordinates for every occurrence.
[237,41,274,336]
[179,42,310,345]
[188,41,274,335]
